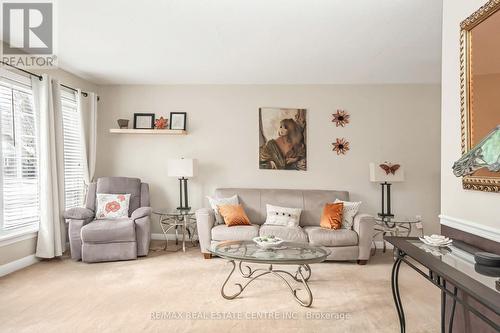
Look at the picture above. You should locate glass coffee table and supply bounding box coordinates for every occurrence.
[210,241,329,307]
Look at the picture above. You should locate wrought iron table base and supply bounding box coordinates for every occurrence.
[391,249,499,333]
[159,216,197,252]
[221,260,313,307]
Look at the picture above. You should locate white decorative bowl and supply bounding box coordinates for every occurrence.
[419,234,453,247]
[253,236,284,249]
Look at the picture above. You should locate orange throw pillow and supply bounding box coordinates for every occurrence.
[320,202,344,230]
[218,204,251,226]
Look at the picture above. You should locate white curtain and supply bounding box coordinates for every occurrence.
[79,91,97,185]
[34,76,65,258]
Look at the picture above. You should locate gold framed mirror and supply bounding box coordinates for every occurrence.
[459,0,500,192]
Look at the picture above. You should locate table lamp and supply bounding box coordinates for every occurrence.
[168,158,196,210]
[369,162,405,218]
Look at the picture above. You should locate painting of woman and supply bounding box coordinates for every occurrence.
[259,108,307,171]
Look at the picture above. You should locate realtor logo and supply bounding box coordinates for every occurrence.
[2,2,53,54]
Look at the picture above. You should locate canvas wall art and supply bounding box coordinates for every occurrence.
[259,107,307,171]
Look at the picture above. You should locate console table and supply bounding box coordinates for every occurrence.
[385,236,499,333]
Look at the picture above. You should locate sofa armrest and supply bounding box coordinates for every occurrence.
[131,207,152,221]
[63,207,94,221]
[353,214,375,261]
[195,208,215,255]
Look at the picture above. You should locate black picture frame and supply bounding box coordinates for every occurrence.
[133,113,155,129]
[169,112,187,130]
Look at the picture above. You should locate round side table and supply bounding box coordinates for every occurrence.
[154,209,198,252]
[372,216,423,255]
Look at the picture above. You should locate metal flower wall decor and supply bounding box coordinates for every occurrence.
[332,138,350,155]
[332,109,350,127]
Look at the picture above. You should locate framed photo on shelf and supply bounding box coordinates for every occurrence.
[169,112,187,130]
[133,113,155,129]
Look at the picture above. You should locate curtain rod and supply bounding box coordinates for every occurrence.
[0,61,99,100]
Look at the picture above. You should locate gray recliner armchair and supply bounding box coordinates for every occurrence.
[63,177,151,263]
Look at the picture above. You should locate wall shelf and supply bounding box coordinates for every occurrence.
[109,129,187,135]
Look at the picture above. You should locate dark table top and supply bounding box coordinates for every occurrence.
[385,236,500,315]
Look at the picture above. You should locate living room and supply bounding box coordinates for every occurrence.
[0,1,499,332]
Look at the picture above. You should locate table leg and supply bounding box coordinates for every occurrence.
[441,279,446,333]
[182,216,187,252]
[391,250,406,333]
[221,260,314,307]
[175,225,179,245]
[449,286,458,333]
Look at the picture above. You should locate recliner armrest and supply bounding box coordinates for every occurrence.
[63,207,94,221]
[131,207,152,221]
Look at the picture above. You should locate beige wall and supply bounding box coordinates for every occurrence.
[0,68,98,268]
[96,84,441,235]
[441,0,500,234]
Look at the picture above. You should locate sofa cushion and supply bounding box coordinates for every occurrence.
[304,226,358,247]
[211,224,260,241]
[81,219,136,243]
[259,225,308,243]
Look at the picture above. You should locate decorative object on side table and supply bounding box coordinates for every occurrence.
[259,107,307,171]
[332,109,350,127]
[169,112,187,130]
[332,138,350,155]
[458,1,500,192]
[133,113,155,129]
[419,234,453,247]
[117,119,129,129]
[154,116,168,129]
[168,158,195,210]
[369,162,404,217]
[154,209,197,252]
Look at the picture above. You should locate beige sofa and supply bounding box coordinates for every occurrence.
[195,188,375,264]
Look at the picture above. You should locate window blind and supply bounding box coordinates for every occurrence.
[0,74,39,231]
[61,88,85,210]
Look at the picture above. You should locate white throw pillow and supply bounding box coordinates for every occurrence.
[96,193,131,219]
[334,199,361,229]
[207,195,239,224]
[264,204,302,227]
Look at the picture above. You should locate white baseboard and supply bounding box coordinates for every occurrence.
[0,254,39,277]
[439,214,500,243]
[151,233,199,241]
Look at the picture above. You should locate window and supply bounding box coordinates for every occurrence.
[0,72,39,232]
[61,88,85,210]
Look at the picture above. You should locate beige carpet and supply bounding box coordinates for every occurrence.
[0,242,439,333]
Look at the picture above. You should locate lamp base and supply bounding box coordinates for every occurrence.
[378,213,394,218]
[177,206,191,211]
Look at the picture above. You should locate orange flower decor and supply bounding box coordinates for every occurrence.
[154,116,168,129]
[332,138,350,155]
[332,109,350,127]
[105,201,121,213]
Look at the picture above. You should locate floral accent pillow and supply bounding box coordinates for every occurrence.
[96,193,131,219]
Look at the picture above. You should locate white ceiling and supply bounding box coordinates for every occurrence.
[57,0,443,85]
